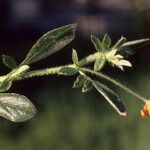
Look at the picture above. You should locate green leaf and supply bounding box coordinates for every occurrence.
[2,55,17,69]
[91,35,102,52]
[113,36,127,49]
[10,65,29,79]
[0,93,36,122]
[59,67,78,76]
[21,24,77,65]
[122,38,150,47]
[92,81,126,116]
[102,34,111,51]
[119,47,135,56]
[0,65,29,92]
[72,49,78,66]
[73,75,86,88]
[0,79,12,92]
[94,57,105,71]
[73,74,92,92]
[82,79,93,93]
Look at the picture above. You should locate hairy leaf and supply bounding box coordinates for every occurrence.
[91,35,102,52]
[10,65,29,78]
[22,24,77,65]
[0,79,12,92]
[73,75,86,88]
[82,79,93,93]
[113,36,127,49]
[122,38,150,47]
[92,81,126,116]
[0,65,29,92]
[0,93,36,122]
[59,67,78,76]
[2,55,17,69]
[94,58,105,71]
[72,49,78,66]
[119,47,135,56]
[102,34,111,51]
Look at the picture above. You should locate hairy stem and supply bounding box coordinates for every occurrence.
[80,68,147,103]
[0,47,147,103]
[15,52,100,80]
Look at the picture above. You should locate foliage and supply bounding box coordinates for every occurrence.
[0,24,149,122]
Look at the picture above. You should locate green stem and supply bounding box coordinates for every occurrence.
[80,68,147,103]
[15,52,100,80]
[0,47,147,103]
[16,66,62,80]
[78,52,100,66]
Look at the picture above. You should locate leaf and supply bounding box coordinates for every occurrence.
[92,80,126,116]
[0,65,29,92]
[102,34,111,51]
[91,35,102,52]
[72,49,78,66]
[2,55,17,69]
[73,75,86,88]
[21,24,77,65]
[73,74,92,92]
[0,79,12,92]
[119,47,135,56]
[10,65,29,79]
[113,36,127,49]
[82,79,93,93]
[94,58,105,71]
[59,67,78,76]
[122,38,150,47]
[0,93,36,122]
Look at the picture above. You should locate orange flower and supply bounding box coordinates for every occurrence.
[141,101,150,118]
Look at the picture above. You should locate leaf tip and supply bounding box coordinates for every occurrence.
[69,23,78,32]
[91,34,94,39]
[72,23,78,28]
[119,112,127,117]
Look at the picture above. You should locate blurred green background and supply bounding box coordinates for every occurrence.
[0,0,150,150]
